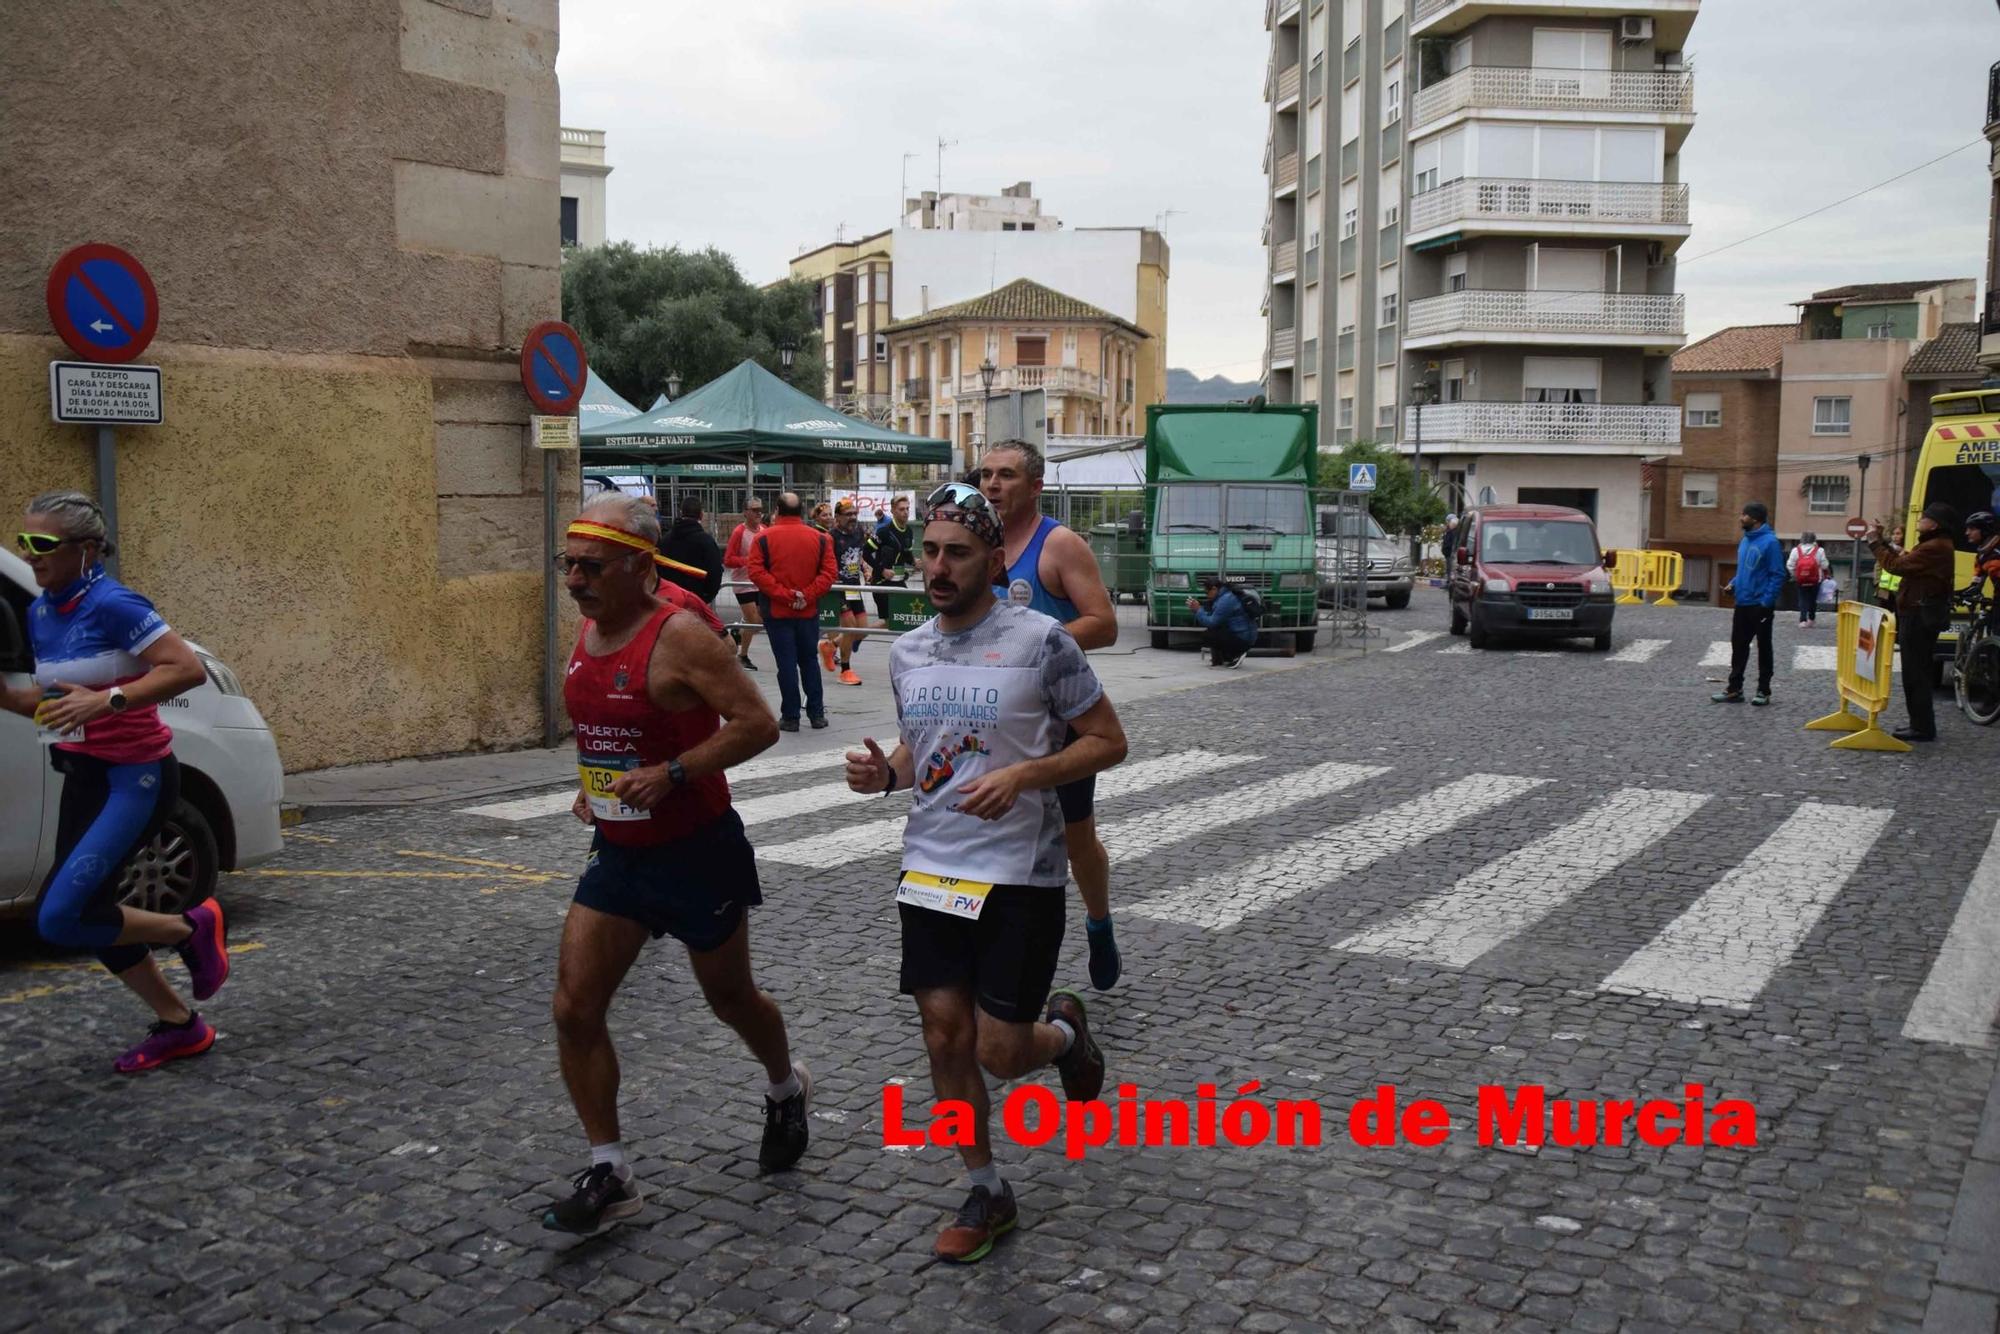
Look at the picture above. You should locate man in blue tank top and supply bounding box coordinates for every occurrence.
[979,439,1125,991]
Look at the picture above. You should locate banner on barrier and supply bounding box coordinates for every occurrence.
[1854,604,1885,682]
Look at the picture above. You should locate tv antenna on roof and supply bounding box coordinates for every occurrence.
[937,135,958,198]
[1156,208,1184,234]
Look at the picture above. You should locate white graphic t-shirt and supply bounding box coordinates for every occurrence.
[889,602,1104,887]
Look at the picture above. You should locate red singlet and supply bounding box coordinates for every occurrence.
[564,601,730,846]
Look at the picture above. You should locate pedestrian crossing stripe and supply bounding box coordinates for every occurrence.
[457,745,856,821]
[452,739,1998,1049]
[1398,635,1892,671]
[1606,638,1669,664]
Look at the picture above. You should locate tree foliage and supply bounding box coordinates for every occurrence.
[1321,439,1447,536]
[560,243,825,407]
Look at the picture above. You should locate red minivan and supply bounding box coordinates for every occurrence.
[1447,504,1617,651]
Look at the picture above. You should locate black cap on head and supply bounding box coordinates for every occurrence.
[1742,501,1768,524]
[1924,501,1961,530]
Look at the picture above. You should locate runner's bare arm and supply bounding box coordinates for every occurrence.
[636,612,780,794]
[952,696,1125,820]
[0,683,38,717]
[1045,526,1119,649]
[37,630,207,732]
[845,736,913,795]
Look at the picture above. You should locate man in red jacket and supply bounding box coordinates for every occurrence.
[748,492,838,731]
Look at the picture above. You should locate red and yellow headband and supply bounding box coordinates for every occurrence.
[566,519,706,579]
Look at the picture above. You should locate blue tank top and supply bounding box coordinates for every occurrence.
[998,516,1081,623]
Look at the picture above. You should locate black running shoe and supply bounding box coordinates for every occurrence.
[1085,916,1121,992]
[1046,991,1104,1102]
[759,1062,812,1171]
[935,1182,1018,1263]
[541,1163,643,1235]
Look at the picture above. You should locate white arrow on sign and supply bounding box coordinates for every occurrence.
[88,320,113,333]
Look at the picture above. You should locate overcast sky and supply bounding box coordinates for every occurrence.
[558,0,1999,384]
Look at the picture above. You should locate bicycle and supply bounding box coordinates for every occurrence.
[1951,589,2000,725]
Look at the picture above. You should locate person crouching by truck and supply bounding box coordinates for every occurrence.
[1186,576,1258,668]
[1866,503,1959,744]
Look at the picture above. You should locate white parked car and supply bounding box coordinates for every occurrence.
[0,548,285,918]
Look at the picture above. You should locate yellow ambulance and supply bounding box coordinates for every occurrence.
[1899,388,2000,663]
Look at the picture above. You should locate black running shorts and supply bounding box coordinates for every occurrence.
[574,809,762,953]
[899,884,1066,1023]
[1054,724,1094,824]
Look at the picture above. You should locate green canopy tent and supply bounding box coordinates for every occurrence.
[579,358,951,475]
[579,368,643,430]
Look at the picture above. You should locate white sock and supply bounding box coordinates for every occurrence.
[590,1141,631,1181]
[967,1163,1003,1195]
[1050,1017,1077,1057]
[767,1066,802,1103]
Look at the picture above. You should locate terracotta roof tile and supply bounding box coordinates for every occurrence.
[1800,279,1970,306]
[1904,322,1984,378]
[1672,324,1793,374]
[881,278,1147,336]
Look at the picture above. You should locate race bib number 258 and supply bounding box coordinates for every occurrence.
[578,760,648,822]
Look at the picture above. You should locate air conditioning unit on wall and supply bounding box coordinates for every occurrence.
[1619,16,1654,44]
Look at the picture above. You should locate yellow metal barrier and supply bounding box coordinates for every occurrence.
[1644,550,1683,607]
[1804,600,1909,753]
[1610,550,1648,604]
[1609,550,1684,606]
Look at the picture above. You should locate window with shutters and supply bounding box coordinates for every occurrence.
[1681,472,1718,509]
[1807,475,1851,514]
[1684,392,1721,427]
[1015,336,1047,367]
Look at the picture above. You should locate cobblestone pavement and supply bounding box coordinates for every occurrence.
[5,596,1999,1332]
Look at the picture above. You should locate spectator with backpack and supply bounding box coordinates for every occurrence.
[1787,531,1829,626]
[1186,575,1260,668]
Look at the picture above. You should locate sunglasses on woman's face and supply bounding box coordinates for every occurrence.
[15,533,79,557]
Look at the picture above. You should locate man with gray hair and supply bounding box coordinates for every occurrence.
[543,493,812,1236]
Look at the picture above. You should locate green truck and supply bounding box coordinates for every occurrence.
[1144,401,1320,653]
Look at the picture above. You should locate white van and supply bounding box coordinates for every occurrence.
[0,549,285,918]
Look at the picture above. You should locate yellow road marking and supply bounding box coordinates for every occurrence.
[0,942,266,1004]
[396,850,564,877]
[284,831,339,845]
[241,869,555,883]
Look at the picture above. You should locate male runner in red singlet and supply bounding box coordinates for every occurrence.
[544,495,812,1237]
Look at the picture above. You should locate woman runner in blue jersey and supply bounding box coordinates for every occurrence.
[2,491,233,1072]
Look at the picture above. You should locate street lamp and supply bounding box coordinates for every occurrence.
[665,370,682,400]
[778,338,797,372]
[977,357,999,474]
[979,357,998,395]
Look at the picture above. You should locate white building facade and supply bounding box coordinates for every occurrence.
[559,127,611,248]
[1263,0,1697,548]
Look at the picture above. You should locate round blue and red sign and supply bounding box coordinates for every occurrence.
[45,243,160,364]
[520,320,588,416]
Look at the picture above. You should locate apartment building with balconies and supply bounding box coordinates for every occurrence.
[880,278,1147,465]
[1392,0,1698,547]
[788,230,897,420]
[1262,0,1410,448]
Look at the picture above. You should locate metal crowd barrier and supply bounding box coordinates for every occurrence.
[1610,549,1684,606]
[1804,600,1907,753]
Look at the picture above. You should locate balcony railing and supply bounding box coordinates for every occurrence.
[1272,327,1298,362]
[1413,65,1694,129]
[1275,152,1300,192]
[1404,401,1683,449]
[1273,239,1299,275]
[956,366,1107,397]
[902,378,929,401]
[1408,179,1692,235]
[1405,290,1685,342]
[1276,65,1301,104]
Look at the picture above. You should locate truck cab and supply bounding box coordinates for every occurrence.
[1902,388,2000,664]
[1144,402,1320,653]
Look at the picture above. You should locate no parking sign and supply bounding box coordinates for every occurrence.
[45,243,159,363]
[520,320,587,415]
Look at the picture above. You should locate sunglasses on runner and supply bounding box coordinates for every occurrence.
[15,533,82,557]
[924,482,995,514]
[555,551,638,578]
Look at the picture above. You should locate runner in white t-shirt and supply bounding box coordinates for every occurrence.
[844,481,1127,1265]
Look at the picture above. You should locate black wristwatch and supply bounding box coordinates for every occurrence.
[882,765,898,796]
[667,759,688,787]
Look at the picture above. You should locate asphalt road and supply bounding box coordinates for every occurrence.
[4,590,1998,1332]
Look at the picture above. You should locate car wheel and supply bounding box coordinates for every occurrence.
[1449,603,1468,636]
[118,799,219,917]
[1467,612,1491,649]
[1295,631,1317,653]
[1385,591,1411,610]
[1592,632,1613,652]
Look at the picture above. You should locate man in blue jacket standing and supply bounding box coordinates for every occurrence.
[1714,501,1785,706]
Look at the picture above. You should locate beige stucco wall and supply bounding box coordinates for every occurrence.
[1,0,570,772]
[1774,338,1915,539]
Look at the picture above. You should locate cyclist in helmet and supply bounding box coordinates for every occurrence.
[1962,510,2000,629]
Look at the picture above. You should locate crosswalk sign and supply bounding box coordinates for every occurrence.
[1349,463,1378,492]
